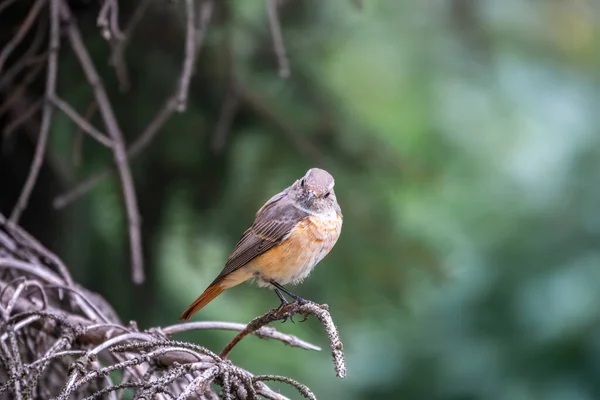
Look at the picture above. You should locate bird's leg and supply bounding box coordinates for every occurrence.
[274,288,289,305]
[272,285,294,323]
[269,281,309,304]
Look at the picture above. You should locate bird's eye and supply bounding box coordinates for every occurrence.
[324,192,330,198]
[300,179,305,187]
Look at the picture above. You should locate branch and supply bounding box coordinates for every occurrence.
[266,0,290,78]
[2,98,42,139]
[0,17,47,93]
[108,0,152,92]
[9,0,60,225]
[0,0,45,77]
[97,0,124,41]
[220,301,347,378]
[50,95,113,148]
[176,0,197,112]
[162,321,321,351]
[60,0,145,284]
[0,0,18,18]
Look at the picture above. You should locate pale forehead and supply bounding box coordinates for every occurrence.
[304,168,334,188]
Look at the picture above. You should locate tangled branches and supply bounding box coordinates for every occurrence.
[0,213,346,399]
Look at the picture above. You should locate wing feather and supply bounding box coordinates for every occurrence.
[210,191,307,284]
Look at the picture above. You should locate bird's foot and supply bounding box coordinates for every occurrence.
[279,314,296,324]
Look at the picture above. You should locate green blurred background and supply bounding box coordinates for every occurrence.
[2,0,600,399]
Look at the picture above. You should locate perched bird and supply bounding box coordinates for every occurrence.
[179,168,343,321]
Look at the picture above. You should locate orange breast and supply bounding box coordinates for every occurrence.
[246,212,342,286]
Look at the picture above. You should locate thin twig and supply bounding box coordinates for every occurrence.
[162,321,321,351]
[254,375,316,400]
[0,10,47,93]
[9,0,60,225]
[0,56,46,118]
[108,0,151,92]
[0,0,45,77]
[176,366,219,400]
[2,99,42,139]
[196,0,214,46]
[175,0,214,112]
[0,0,18,17]
[97,0,124,41]
[266,0,290,78]
[176,0,197,112]
[50,95,113,148]
[60,0,145,284]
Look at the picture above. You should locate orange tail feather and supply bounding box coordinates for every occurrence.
[178,283,224,321]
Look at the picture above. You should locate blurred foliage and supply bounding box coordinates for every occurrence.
[4,0,600,399]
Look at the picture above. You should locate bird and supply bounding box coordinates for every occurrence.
[178,168,343,321]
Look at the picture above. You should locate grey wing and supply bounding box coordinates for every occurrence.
[210,192,307,283]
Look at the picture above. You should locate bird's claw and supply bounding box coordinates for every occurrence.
[279,314,296,324]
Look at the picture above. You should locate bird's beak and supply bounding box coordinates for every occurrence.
[306,191,314,201]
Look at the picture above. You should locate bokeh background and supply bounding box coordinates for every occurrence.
[2,0,600,399]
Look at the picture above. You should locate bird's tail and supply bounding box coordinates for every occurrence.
[178,283,225,321]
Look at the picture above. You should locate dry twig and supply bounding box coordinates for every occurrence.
[60,0,145,284]
[9,0,60,225]
[50,95,112,148]
[2,98,42,139]
[163,321,321,351]
[266,0,290,78]
[108,0,152,92]
[176,0,198,112]
[0,0,45,77]
[97,0,124,41]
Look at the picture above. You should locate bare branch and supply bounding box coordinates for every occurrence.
[176,0,197,112]
[9,0,60,225]
[60,0,145,284]
[162,321,321,351]
[176,0,214,112]
[97,0,124,41]
[266,0,290,78]
[0,0,18,17]
[108,0,152,92]
[50,95,113,148]
[254,375,317,400]
[0,59,45,118]
[0,17,47,93]
[0,0,45,77]
[2,98,42,139]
